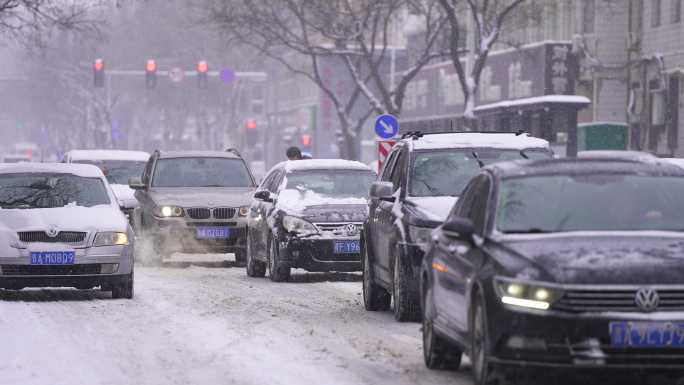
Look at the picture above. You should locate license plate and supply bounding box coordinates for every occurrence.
[195,228,230,239]
[30,251,75,265]
[610,322,684,347]
[334,241,360,253]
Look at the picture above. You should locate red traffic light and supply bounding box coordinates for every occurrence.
[302,135,310,146]
[146,60,156,72]
[198,61,208,73]
[246,120,257,130]
[94,59,104,71]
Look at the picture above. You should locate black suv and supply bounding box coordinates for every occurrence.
[362,131,553,321]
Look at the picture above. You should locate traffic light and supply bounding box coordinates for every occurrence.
[94,59,104,87]
[302,135,310,147]
[246,120,257,146]
[197,61,208,89]
[145,60,156,89]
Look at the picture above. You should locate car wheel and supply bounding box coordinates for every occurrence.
[423,286,462,370]
[268,235,290,282]
[362,242,391,311]
[393,247,421,322]
[246,230,266,278]
[472,295,494,385]
[112,266,134,299]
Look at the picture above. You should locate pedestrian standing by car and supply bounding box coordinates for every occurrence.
[286,147,302,160]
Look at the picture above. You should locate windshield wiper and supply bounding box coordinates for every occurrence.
[471,151,485,168]
[519,150,529,159]
[502,228,550,234]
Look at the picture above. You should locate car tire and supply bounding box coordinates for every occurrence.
[268,235,290,282]
[423,286,462,370]
[392,246,421,322]
[472,295,495,385]
[246,230,266,278]
[112,267,134,299]
[362,242,391,311]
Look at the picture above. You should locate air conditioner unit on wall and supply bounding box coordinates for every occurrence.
[626,32,641,51]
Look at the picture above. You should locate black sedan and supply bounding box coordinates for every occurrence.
[245,159,376,282]
[420,158,684,384]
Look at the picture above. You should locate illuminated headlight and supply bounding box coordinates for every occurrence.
[238,205,250,217]
[152,205,184,218]
[283,216,318,234]
[493,277,564,310]
[94,232,129,246]
[408,225,431,244]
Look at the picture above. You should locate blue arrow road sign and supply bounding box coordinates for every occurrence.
[40,131,51,148]
[375,115,398,139]
[219,68,235,84]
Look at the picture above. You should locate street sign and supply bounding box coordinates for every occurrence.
[40,131,51,148]
[378,141,396,169]
[168,66,185,83]
[110,119,121,130]
[219,68,235,84]
[375,114,398,139]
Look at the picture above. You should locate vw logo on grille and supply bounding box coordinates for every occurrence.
[635,287,659,312]
[345,224,358,236]
[47,228,58,237]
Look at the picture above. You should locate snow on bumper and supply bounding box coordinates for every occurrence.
[276,234,362,272]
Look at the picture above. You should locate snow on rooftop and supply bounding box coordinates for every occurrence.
[410,132,550,151]
[281,159,373,172]
[474,95,591,112]
[66,150,150,162]
[0,162,108,178]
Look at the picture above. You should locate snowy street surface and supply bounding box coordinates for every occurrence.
[0,261,473,385]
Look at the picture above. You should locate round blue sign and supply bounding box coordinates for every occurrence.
[219,68,235,84]
[375,114,399,139]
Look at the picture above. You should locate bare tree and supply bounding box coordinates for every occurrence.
[205,0,448,160]
[438,0,526,129]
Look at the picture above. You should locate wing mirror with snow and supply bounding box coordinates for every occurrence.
[120,199,141,210]
[370,181,395,202]
[128,177,146,190]
[441,219,474,242]
[253,190,273,203]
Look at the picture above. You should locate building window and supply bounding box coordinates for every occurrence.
[673,0,682,23]
[584,0,595,33]
[652,0,661,27]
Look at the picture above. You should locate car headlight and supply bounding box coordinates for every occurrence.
[238,205,249,217]
[283,216,318,234]
[408,225,431,244]
[493,277,565,310]
[152,205,184,218]
[94,232,129,246]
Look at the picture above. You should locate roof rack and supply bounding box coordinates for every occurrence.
[226,148,242,157]
[401,130,527,139]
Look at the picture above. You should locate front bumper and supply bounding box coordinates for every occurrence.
[275,235,362,272]
[485,293,684,369]
[145,214,247,254]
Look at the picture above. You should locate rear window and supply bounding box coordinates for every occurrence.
[0,173,110,208]
[152,157,254,188]
[73,159,146,185]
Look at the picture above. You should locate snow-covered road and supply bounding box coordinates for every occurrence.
[0,262,474,385]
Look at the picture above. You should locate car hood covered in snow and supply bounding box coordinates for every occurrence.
[275,189,367,221]
[147,186,255,207]
[110,184,137,201]
[403,196,458,227]
[298,204,367,223]
[491,233,684,285]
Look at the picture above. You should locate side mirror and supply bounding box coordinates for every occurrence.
[441,219,474,240]
[120,199,141,210]
[253,190,273,202]
[370,181,395,202]
[128,177,146,190]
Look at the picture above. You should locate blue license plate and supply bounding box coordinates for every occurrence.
[196,228,230,239]
[30,251,75,265]
[334,241,360,253]
[611,322,684,347]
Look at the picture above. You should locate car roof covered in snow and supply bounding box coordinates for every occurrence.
[405,132,550,151]
[277,159,374,173]
[65,149,150,162]
[157,150,241,159]
[0,162,108,178]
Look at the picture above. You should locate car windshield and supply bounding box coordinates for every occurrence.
[73,159,146,185]
[410,149,550,197]
[283,169,376,198]
[497,174,684,233]
[152,157,254,188]
[0,173,110,208]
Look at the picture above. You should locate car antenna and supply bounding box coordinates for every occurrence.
[471,151,485,168]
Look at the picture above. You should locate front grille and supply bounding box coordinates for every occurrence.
[186,222,237,227]
[18,231,87,244]
[186,208,211,219]
[213,208,236,219]
[1,264,102,276]
[315,223,363,235]
[553,288,684,312]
